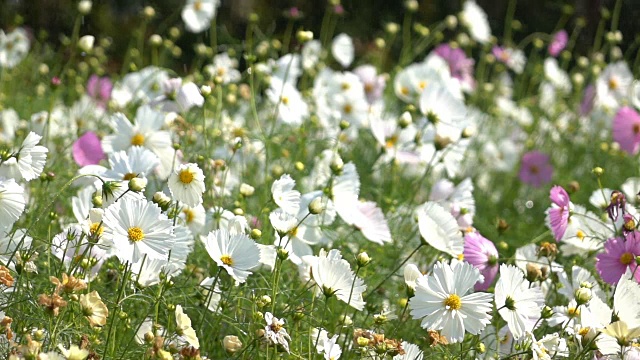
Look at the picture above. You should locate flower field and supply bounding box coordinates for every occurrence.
[0,0,639,359]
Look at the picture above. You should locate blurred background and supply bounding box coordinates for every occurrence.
[0,0,638,69]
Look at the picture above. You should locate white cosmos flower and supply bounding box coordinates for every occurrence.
[154,78,204,113]
[200,276,222,313]
[460,1,491,44]
[417,202,464,257]
[267,78,309,125]
[101,106,174,179]
[409,260,493,343]
[102,197,175,264]
[272,174,301,215]
[310,249,366,310]
[0,178,25,229]
[203,228,260,284]
[0,228,31,269]
[419,83,468,143]
[393,341,423,360]
[302,40,322,70]
[332,33,354,68]
[168,163,206,207]
[614,269,640,330]
[209,52,241,84]
[179,203,206,235]
[595,61,633,109]
[264,312,292,353]
[99,146,159,182]
[350,201,392,245]
[181,0,220,33]
[0,28,30,69]
[0,131,49,182]
[110,66,168,108]
[175,305,200,349]
[404,264,422,292]
[495,264,544,340]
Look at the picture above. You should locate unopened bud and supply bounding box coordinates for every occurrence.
[78,0,92,15]
[575,287,592,306]
[223,335,243,354]
[356,252,371,267]
[128,177,147,192]
[239,183,255,197]
[308,197,325,215]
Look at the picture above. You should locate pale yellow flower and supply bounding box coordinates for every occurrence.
[79,291,108,327]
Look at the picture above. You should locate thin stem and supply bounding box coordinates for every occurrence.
[366,243,424,297]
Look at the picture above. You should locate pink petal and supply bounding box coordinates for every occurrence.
[72,131,105,166]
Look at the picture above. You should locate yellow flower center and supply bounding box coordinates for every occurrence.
[620,252,634,265]
[364,83,374,94]
[281,96,289,105]
[578,327,590,336]
[457,254,465,261]
[400,86,409,96]
[220,254,233,266]
[608,77,619,90]
[131,133,145,146]
[443,294,461,310]
[385,135,398,149]
[341,82,350,91]
[183,209,195,224]
[576,229,585,241]
[194,0,203,11]
[127,227,145,242]
[343,104,353,114]
[123,172,137,181]
[90,222,103,237]
[418,80,427,91]
[179,169,194,184]
[568,307,581,317]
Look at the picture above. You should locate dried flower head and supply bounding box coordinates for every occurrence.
[38,293,67,316]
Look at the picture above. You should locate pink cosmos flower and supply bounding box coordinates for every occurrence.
[463,231,499,291]
[72,131,105,166]
[579,84,596,116]
[87,75,112,109]
[433,44,476,91]
[612,106,640,155]
[548,186,570,241]
[548,30,568,57]
[595,231,640,284]
[518,151,553,187]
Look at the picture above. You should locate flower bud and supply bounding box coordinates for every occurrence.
[356,252,371,267]
[575,287,592,306]
[152,192,172,211]
[223,335,242,354]
[239,183,255,197]
[250,229,262,240]
[541,305,554,319]
[78,0,92,15]
[78,35,95,52]
[128,177,147,192]
[149,34,163,47]
[308,197,325,215]
[296,30,314,43]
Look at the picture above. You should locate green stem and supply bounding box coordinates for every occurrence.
[103,262,131,358]
[366,243,423,297]
[503,0,518,46]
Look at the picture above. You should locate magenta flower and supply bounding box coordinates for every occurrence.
[548,185,570,241]
[518,151,553,187]
[87,74,112,109]
[72,131,105,166]
[613,106,640,155]
[463,231,499,291]
[548,30,568,57]
[595,231,640,284]
[433,44,476,91]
